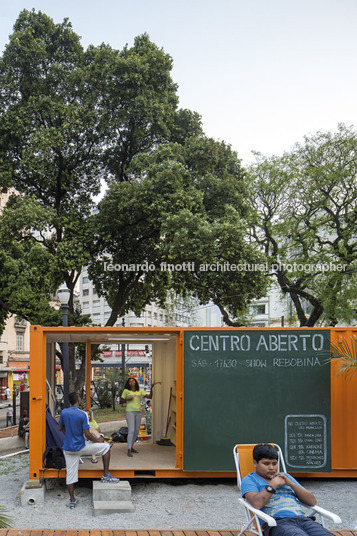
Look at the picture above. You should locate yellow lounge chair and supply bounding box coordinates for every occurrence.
[233,443,341,536]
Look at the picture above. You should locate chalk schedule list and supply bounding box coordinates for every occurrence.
[285,414,327,469]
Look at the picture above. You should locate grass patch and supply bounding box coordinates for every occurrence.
[93,405,126,422]
[0,454,29,475]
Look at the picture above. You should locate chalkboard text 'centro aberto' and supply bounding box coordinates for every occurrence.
[188,333,325,352]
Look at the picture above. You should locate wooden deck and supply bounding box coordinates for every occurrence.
[0,530,355,536]
[0,531,239,536]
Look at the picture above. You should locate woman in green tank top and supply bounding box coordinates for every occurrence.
[121,377,155,457]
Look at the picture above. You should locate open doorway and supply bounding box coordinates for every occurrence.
[44,328,179,477]
[104,334,178,473]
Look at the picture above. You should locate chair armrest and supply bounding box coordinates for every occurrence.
[239,498,277,527]
[311,505,342,525]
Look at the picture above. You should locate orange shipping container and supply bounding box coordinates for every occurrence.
[29,326,357,480]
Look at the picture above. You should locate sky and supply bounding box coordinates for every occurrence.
[1,0,357,166]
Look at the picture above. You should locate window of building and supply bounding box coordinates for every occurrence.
[82,301,89,309]
[83,289,89,296]
[82,276,89,284]
[92,318,101,326]
[256,305,266,315]
[251,304,267,316]
[0,353,3,364]
[93,300,101,312]
[16,332,24,352]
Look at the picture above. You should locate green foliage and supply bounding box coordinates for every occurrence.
[88,142,200,321]
[95,381,112,409]
[0,505,11,529]
[330,336,357,379]
[0,10,203,335]
[162,138,269,324]
[93,405,126,421]
[0,8,103,336]
[105,368,127,411]
[0,9,267,342]
[89,138,269,326]
[247,123,357,326]
[95,368,127,410]
[0,222,62,330]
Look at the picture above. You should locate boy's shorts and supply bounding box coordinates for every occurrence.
[64,441,110,485]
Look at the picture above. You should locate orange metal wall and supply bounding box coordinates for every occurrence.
[330,328,357,473]
[29,325,357,479]
[29,326,47,479]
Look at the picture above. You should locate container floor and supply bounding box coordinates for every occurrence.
[79,441,176,472]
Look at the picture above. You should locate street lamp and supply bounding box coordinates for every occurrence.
[58,283,70,408]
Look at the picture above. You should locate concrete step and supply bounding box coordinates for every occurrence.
[0,435,26,454]
[20,481,45,506]
[93,500,135,516]
[92,480,131,501]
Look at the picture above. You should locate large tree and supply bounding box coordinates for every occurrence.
[0,10,269,394]
[86,34,202,182]
[0,10,211,389]
[162,136,269,325]
[0,9,103,313]
[0,233,61,334]
[0,10,202,323]
[248,124,357,326]
[89,138,269,326]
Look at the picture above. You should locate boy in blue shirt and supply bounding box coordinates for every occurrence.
[58,392,119,509]
[241,444,333,536]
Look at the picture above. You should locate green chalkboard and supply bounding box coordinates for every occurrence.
[183,329,331,472]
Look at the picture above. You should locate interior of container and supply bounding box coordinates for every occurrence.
[44,330,179,476]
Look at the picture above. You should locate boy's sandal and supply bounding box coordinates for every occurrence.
[91,458,98,463]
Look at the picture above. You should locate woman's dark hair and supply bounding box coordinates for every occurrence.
[124,377,140,391]
[253,443,279,462]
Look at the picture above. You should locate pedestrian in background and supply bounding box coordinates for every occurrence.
[6,406,13,427]
[18,413,29,449]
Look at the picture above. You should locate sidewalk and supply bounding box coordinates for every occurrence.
[0,532,355,536]
[0,400,13,409]
[0,396,21,410]
[0,426,17,439]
